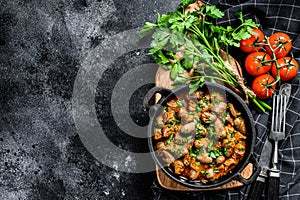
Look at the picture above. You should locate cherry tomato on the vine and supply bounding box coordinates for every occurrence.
[266,32,292,58]
[240,28,265,53]
[271,57,299,81]
[252,74,276,99]
[245,52,272,76]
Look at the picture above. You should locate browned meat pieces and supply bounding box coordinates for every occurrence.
[222,138,235,157]
[173,133,184,144]
[188,99,197,112]
[156,141,165,150]
[234,142,246,157]
[225,114,234,125]
[214,118,226,138]
[201,112,217,123]
[194,90,204,99]
[156,116,164,127]
[196,152,213,164]
[158,150,175,164]
[206,168,215,179]
[165,109,176,123]
[189,169,200,180]
[154,128,162,140]
[211,102,227,115]
[166,99,178,109]
[234,118,246,134]
[183,154,192,166]
[235,131,247,140]
[194,138,210,149]
[216,156,225,164]
[224,158,238,168]
[178,107,194,122]
[173,160,185,174]
[181,122,196,134]
[228,103,241,118]
[162,125,174,138]
[211,92,225,102]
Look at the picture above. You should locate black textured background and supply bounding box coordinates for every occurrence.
[0,0,181,199]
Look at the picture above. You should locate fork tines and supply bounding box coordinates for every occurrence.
[270,94,287,140]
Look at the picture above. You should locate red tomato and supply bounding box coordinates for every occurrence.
[240,28,265,53]
[271,57,299,81]
[252,74,276,99]
[245,52,272,76]
[266,32,292,58]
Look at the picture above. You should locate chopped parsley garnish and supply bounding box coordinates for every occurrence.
[239,146,245,151]
[213,100,220,104]
[199,103,206,108]
[213,168,220,173]
[208,140,214,150]
[201,170,209,176]
[167,134,174,144]
[224,147,228,155]
[171,119,181,123]
[189,150,197,158]
[176,100,186,108]
[190,147,204,157]
[208,127,216,137]
[209,151,217,159]
[209,147,224,159]
[202,98,209,104]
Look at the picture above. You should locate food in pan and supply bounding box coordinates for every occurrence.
[153,90,247,183]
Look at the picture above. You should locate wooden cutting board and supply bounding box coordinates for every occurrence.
[154,67,253,191]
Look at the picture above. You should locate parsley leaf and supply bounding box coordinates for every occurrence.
[140,22,157,37]
[203,5,224,19]
[189,77,205,94]
[172,76,189,88]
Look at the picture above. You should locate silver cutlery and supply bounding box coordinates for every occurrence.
[247,84,291,200]
[267,83,291,200]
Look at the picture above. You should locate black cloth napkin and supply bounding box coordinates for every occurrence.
[152,0,300,199]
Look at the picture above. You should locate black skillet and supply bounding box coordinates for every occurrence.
[144,82,260,189]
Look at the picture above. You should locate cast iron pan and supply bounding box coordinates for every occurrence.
[144,82,260,189]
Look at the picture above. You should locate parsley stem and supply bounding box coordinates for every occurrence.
[256,99,272,111]
[167,134,174,144]
[185,46,237,85]
[248,93,266,112]
[189,25,239,86]
[189,25,222,62]
[187,75,234,85]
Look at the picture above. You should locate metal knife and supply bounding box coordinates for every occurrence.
[247,135,273,200]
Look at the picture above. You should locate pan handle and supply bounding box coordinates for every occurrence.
[246,167,268,200]
[143,87,172,110]
[233,154,261,185]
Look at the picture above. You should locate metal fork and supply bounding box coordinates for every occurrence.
[267,94,288,200]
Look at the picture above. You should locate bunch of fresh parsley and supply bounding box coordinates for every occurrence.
[141,0,268,111]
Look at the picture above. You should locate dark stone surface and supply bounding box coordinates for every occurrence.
[0,0,180,199]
